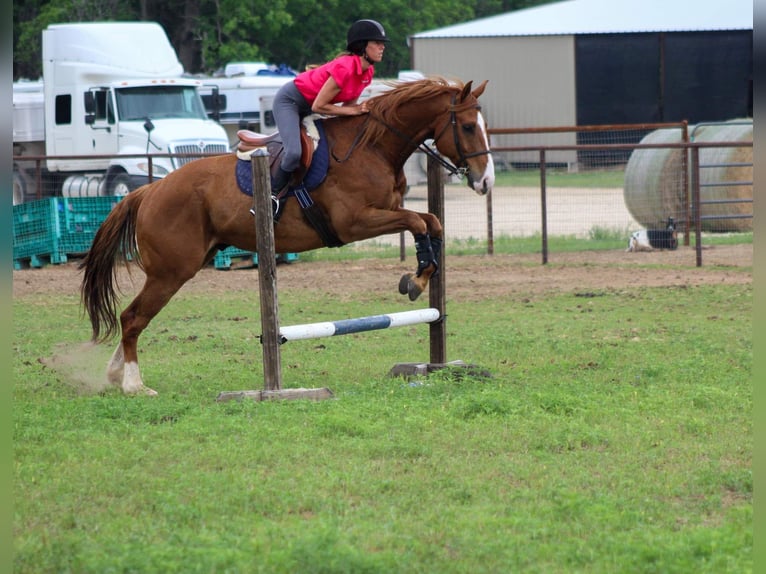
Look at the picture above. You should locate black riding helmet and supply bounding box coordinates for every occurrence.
[346,19,389,52]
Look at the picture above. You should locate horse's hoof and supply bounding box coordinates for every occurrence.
[123,385,158,397]
[399,273,424,300]
[408,282,423,301]
[398,274,411,295]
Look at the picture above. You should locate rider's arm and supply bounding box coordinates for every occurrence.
[311,76,368,116]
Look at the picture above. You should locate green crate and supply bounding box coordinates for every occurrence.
[13,196,122,269]
[213,246,299,270]
[59,197,123,254]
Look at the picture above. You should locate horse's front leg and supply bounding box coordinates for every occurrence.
[339,207,443,300]
[106,342,125,387]
[111,274,190,396]
[399,212,443,301]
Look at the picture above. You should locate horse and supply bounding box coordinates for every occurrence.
[79,76,495,396]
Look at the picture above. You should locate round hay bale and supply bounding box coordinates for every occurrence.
[692,120,752,232]
[623,128,686,229]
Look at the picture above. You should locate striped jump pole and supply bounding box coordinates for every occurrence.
[279,308,441,343]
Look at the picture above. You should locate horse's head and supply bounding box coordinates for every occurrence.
[363,77,495,195]
[431,80,495,196]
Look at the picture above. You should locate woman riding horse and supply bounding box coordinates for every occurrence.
[80,76,495,396]
[271,19,389,197]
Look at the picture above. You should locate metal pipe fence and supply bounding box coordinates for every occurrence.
[13,127,752,269]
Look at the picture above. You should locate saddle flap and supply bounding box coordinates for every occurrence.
[234,119,328,197]
[299,128,313,170]
[236,127,314,172]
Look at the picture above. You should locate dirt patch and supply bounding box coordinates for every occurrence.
[13,244,752,301]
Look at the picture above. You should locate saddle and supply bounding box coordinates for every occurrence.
[236,124,315,187]
[233,118,341,247]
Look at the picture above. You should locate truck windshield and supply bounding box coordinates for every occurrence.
[115,85,208,121]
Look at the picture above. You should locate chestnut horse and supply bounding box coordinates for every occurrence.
[80,76,495,395]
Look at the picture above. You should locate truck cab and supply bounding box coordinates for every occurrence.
[12,22,230,202]
[73,78,228,194]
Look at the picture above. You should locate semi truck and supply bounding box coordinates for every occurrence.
[12,21,230,204]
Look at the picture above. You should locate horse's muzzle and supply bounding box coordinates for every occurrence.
[468,173,491,196]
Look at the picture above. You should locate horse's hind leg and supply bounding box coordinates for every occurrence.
[115,275,191,396]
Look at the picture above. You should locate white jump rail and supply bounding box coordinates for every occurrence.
[279,308,441,343]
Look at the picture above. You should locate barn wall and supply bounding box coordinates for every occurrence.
[663,31,753,123]
[575,31,753,126]
[575,34,663,126]
[411,36,578,166]
[411,28,752,169]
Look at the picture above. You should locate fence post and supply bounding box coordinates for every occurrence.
[540,149,549,264]
[427,155,446,364]
[485,188,495,256]
[216,150,332,402]
[690,146,703,267]
[250,150,283,391]
[681,121,691,246]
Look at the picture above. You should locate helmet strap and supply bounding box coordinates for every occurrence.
[362,44,374,64]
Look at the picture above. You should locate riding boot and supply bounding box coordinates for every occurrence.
[270,167,291,197]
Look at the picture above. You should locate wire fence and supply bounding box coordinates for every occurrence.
[13,122,752,269]
[397,121,753,256]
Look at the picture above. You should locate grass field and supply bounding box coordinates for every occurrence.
[13,250,752,573]
[492,167,627,189]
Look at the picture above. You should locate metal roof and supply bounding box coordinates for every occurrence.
[410,0,753,39]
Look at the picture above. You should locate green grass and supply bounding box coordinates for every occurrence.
[13,257,752,572]
[299,231,753,262]
[492,168,627,189]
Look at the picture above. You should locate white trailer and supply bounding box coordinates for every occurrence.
[199,72,294,146]
[12,22,230,204]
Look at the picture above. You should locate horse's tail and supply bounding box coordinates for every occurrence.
[78,186,148,343]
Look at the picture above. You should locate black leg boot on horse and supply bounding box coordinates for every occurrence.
[399,233,439,301]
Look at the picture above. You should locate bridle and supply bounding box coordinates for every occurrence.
[367,92,492,178]
[427,94,492,177]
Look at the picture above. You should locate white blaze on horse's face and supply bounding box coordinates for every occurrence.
[473,112,495,196]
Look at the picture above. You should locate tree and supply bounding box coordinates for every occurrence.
[13,0,558,79]
[13,0,137,79]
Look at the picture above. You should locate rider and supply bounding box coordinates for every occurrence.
[270,19,389,196]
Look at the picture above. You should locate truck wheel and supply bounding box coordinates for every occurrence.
[13,171,26,205]
[109,174,134,196]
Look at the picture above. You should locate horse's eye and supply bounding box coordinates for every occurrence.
[462,123,476,135]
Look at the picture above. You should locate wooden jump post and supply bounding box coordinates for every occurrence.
[216,151,465,403]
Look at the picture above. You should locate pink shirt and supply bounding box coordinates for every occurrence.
[294,54,374,106]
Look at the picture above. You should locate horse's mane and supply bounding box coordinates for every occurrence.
[358,76,466,149]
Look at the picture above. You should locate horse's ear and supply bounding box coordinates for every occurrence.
[471,80,488,99]
[460,81,473,102]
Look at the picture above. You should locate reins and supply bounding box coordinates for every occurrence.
[330,115,373,164]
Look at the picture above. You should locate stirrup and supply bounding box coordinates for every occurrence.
[249,196,282,219]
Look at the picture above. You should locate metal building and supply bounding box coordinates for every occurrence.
[408,0,753,167]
